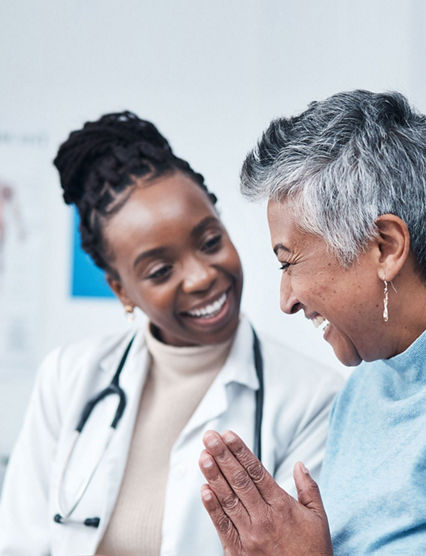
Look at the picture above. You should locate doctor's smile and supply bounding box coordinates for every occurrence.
[104,172,243,347]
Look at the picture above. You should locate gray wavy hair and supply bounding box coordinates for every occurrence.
[241,90,426,278]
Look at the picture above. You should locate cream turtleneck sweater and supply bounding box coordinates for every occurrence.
[97,323,233,556]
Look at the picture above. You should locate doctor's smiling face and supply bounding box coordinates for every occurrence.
[267,197,388,367]
[103,171,243,347]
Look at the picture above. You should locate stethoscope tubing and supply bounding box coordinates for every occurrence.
[54,327,263,528]
[54,429,114,524]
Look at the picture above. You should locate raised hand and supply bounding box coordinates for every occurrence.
[199,430,332,556]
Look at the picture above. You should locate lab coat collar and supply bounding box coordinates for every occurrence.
[220,314,260,390]
[98,327,148,378]
[98,316,259,390]
[96,316,259,449]
[173,315,260,446]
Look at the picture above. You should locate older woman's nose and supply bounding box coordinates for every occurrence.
[280,274,301,315]
[181,257,217,293]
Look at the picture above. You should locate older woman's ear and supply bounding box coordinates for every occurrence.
[375,214,411,281]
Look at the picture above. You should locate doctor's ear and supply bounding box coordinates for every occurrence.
[375,214,410,281]
[107,274,134,308]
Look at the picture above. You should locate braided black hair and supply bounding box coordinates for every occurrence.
[54,111,217,279]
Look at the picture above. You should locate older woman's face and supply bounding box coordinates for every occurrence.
[267,198,385,366]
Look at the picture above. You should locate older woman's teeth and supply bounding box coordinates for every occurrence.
[312,315,330,331]
[186,292,227,318]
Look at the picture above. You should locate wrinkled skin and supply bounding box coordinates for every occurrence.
[199,430,332,556]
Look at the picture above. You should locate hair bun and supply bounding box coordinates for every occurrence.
[54,112,173,205]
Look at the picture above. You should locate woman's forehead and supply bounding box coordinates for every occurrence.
[104,174,218,249]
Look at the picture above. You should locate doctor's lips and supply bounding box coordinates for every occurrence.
[181,289,231,320]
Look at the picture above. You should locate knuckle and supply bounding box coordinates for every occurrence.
[231,469,252,491]
[310,479,320,494]
[221,493,239,511]
[246,460,265,482]
[245,532,261,551]
[217,514,232,535]
[255,510,275,533]
[275,497,289,514]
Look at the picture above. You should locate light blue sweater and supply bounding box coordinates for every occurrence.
[320,331,426,555]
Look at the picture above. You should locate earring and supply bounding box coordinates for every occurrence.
[124,305,135,322]
[383,280,389,322]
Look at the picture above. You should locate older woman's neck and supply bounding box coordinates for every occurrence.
[386,262,426,357]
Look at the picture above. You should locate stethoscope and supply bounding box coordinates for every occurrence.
[53,326,264,529]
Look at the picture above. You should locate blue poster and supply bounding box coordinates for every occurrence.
[71,209,115,298]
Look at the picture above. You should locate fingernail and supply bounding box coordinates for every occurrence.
[201,453,214,468]
[204,432,220,450]
[201,487,212,501]
[300,462,310,475]
[223,430,237,444]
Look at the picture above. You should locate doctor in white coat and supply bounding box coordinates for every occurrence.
[0,112,342,556]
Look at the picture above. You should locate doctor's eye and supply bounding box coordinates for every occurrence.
[201,233,222,253]
[146,264,173,281]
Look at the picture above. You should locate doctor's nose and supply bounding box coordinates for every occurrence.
[181,257,217,294]
[280,273,301,315]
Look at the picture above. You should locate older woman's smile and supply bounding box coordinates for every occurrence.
[267,198,377,366]
[309,314,330,332]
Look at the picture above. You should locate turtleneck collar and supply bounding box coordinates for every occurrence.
[145,321,235,378]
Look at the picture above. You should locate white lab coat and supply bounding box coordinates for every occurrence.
[0,316,343,556]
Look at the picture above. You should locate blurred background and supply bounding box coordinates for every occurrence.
[0,0,425,486]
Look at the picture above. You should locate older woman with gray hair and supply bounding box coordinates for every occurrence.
[198,90,426,554]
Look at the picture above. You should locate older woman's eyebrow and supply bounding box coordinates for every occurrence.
[273,243,291,256]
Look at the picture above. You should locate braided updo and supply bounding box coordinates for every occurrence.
[54,111,217,279]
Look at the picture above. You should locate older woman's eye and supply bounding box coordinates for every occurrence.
[202,234,222,252]
[147,264,173,281]
[279,263,290,272]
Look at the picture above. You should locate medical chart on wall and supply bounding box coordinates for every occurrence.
[0,130,48,375]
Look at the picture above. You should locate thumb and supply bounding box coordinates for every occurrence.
[293,461,326,515]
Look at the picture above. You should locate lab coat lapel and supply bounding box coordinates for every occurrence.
[174,316,259,448]
[84,328,151,552]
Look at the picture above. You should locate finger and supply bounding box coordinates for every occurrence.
[201,484,242,553]
[199,449,250,527]
[202,431,265,512]
[220,430,291,505]
[293,462,327,516]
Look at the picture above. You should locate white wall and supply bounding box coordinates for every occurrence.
[0,0,424,461]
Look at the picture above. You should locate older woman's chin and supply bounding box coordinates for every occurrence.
[326,327,363,367]
[333,348,363,367]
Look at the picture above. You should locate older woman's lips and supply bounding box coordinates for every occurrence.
[311,314,330,334]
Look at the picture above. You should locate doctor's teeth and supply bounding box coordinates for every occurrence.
[187,292,227,318]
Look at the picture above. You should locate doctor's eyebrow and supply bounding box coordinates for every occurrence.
[133,247,169,269]
[190,216,221,238]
